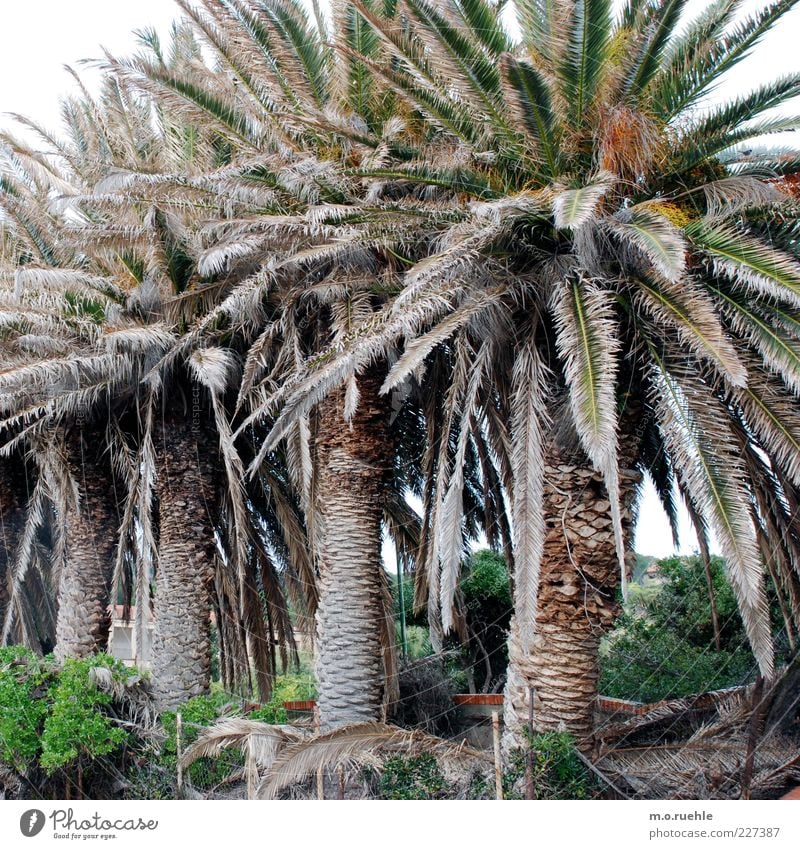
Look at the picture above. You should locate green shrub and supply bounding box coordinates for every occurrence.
[599,554,758,702]
[378,753,445,799]
[0,650,132,778]
[40,655,129,772]
[600,619,754,703]
[0,647,50,771]
[248,669,317,725]
[504,732,594,800]
[160,691,241,790]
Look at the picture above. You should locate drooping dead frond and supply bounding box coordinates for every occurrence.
[258,721,491,799]
[508,335,549,648]
[181,718,305,774]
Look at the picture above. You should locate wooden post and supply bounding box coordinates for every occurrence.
[246,738,257,801]
[524,686,535,800]
[491,711,503,800]
[314,704,324,800]
[176,711,183,793]
[742,676,766,800]
[337,764,345,800]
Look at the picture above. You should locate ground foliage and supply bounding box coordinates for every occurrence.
[600,555,764,702]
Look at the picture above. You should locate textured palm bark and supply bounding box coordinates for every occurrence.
[54,430,121,660]
[151,414,219,711]
[314,370,393,731]
[0,456,29,639]
[503,454,640,752]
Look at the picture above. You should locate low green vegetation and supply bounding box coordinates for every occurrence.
[394,549,512,693]
[375,732,593,800]
[504,732,595,801]
[377,753,446,800]
[600,555,758,703]
[0,648,133,795]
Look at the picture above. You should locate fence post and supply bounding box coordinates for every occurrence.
[176,711,183,794]
[524,686,535,800]
[314,704,324,800]
[742,676,766,800]
[491,711,503,800]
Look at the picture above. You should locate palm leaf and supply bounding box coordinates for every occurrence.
[607,208,687,281]
[553,277,627,594]
[552,174,611,230]
[508,337,548,648]
[649,356,774,677]
[687,221,800,309]
[634,275,745,385]
[559,0,613,127]
[259,721,490,799]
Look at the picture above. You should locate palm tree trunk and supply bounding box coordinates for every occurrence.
[0,456,29,641]
[151,410,218,711]
[503,457,640,752]
[313,369,394,731]
[54,429,120,660]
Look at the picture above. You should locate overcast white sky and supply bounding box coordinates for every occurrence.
[1,1,798,558]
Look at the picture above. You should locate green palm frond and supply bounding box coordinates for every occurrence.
[687,221,800,308]
[735,370,800,488]
[624,0,688,100]
[553,276,627,593]
[634,275,745,385]
[649,356,774,677]
[652,0,800,120]
[515,0,566,63]
[402,0,514,140]
[552,173,611,230]
[607,208,686,281]
[500,55,560,177]
[559,0,613,128]
[453,0,512,54]
[715,286,800,394]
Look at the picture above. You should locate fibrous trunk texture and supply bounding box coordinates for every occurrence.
[0,455,29,641]
[314,369,394,731]
[54,429,120,660]
[503,456,640,752]
[151,411,219,711]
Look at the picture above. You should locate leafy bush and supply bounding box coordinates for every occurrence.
[160,690,242,790]
[600,619,754,703]
[40,655,128,771]
[0,647,50,771]
[158,671,317,791]
[0,649,132,784]
[248,670,317,724]
[457,549,512,692]
[461,549,512,609]
[600,554,758,702]
[378,753,445,799]
[504,732,595,800]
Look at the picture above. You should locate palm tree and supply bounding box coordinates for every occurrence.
[0,453,30,638]
[101,0,424,728]
[0,48,312,706]
[253,0,800,748]
[53,424,123,659]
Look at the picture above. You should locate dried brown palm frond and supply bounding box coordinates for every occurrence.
[597,737,800,800]
[258,721,492,799]
[595,683,756,751]
[88,665,160,735]
[180,718,306,775]
[595,666,800,799]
